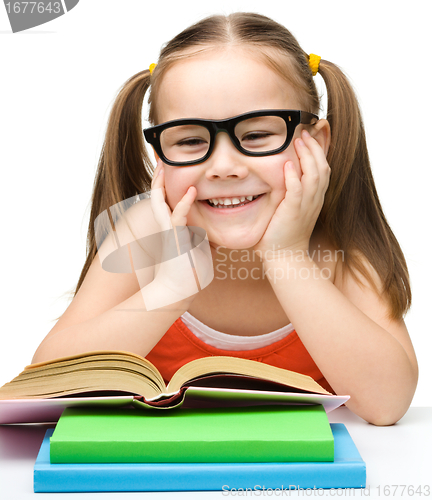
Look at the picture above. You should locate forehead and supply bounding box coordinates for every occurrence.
[155,48,301,123]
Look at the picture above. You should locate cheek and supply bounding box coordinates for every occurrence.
[271,167,287,196]
[265,150,299,196]
[279,141,303,181]
[163,168,190,210]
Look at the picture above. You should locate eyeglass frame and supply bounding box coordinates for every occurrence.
[143,109,319,167]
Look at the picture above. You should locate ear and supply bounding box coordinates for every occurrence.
[309,119,331,157]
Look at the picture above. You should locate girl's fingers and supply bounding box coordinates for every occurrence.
[295,131,330,201]
[149,163,197,264]
[151,167,173,231]
[301,130,330,177]
[284,161,303,210]
[151,161,165,190]
[171,187,197,257]
[294,137,319,189]
[171,186,197,227]
[150,160,197,229]
[151,187,172,231]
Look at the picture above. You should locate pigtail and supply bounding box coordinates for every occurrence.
[318,60,411,319]
[74,69,153,295]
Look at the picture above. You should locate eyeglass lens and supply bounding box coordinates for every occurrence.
[160,115,288,163]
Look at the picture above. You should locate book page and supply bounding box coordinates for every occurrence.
[0,351,167,400]
[167,356,331,395]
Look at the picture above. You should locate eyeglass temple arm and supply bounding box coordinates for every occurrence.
[300,111,319,125]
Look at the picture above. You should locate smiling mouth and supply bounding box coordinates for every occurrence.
[204,194,263,208]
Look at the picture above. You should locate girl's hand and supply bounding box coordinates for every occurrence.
[142,160,213,310]
[253,129,331,260]
[151,159,197,230]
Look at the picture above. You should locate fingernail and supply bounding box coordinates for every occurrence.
[302,129,311,138]
[297,139,305,147]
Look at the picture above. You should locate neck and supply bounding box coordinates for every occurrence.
[210,245,266,285]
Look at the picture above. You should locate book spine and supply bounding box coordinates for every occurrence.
[36,425,366,493]
[35,462,366,492]
[49,438,334,464]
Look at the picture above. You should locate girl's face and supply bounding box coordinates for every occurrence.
[156,48,306,250]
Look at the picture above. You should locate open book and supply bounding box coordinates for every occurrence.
[0,351,349,424]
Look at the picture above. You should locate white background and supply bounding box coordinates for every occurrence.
[0,1,431,407]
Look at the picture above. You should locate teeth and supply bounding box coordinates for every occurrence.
[208,195,260,207]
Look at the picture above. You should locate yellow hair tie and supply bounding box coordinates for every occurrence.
[149,63,157,75]
[308,54,321,76]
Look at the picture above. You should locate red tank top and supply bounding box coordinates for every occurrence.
[146,318,334,394]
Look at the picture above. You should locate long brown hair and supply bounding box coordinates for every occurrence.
[75,12,411,320]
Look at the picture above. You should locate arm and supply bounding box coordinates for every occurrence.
[254,126,418,425]
[31,256,195,363]
[33,165,203,363]
[263,252,418,426]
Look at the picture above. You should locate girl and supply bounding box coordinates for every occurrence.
[32,12,418,425]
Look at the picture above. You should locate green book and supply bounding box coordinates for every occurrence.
[50,405,334,464]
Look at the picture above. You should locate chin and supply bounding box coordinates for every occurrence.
[208,232,263,251]
[187,212,268,251]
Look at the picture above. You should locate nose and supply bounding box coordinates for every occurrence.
[204,132,249,180]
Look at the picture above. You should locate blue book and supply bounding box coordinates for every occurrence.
[34,424,366,492]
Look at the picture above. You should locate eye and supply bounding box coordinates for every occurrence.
[176,137,208,147]
[235,116,287,151]
[161,125,211,151]
[241,131,274,142]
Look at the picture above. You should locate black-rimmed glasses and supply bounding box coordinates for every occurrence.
[143,109,318,167]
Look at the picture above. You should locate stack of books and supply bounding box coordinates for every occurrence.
[33,404,366,492]
[0,350,365,492]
